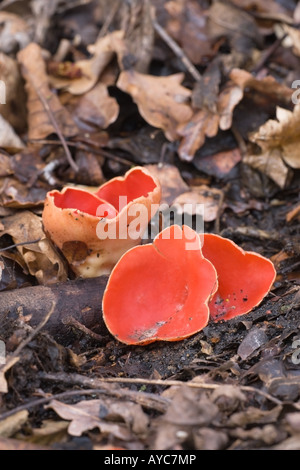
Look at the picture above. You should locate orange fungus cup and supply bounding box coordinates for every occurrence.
[42,166,161,277]
[202,234,276,322]
[102,225,218,345]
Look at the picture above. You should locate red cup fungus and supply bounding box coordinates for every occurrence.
[102,227,276,345]
[102,225,218,345]
[202,233,277,322]
[42,166,161,277]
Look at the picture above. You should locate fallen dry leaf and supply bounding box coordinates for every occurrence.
[286,203,300,223]
[177,109,219,162]
[230,68,292,105]
[17,43,79,140]
[50,31,123,95]
[246,104,300,187]
[283,25,300,57]
[0,211,68,284]
[117,70,193,141]
[0,410,29,438]
[194,148,241,179]
[73,82,119,130]
[164,0,219,65]
[173,185,223,222]
[0,11,31,54]
[178,81,243,161]
[0,115,24,151]
[47,398,148,440]
[145,164,189,205]
[0,52,27,133]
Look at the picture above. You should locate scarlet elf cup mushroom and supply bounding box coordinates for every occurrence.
[102,225,218,345]
[102,226,276,345]
[42,166,161,277]
[202,233,276,322]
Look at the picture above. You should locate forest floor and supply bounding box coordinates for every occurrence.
[0,0,300,451]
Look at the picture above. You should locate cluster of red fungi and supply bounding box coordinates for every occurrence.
[42,167,276,345]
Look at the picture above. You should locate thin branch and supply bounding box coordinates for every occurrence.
[152,19,202,83]
[29,139,135,167]
[0,303,56,375]
[40,371,282,407]
[30,83,79,173]
[0,239,42,253]
[62,316,106,342]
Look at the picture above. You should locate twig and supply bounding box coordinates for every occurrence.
[152,19,202,83]
[0,389,110,421]
[40,371,282,406]
[30,82,79,173]
[0,239,42,253]
[97,0,120,39]
[62,316,106,342]
[92,376,283,405]
[29,139,135,167]
[0,303,56,375]
[251,35,287,75]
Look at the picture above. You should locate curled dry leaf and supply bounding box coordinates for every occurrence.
[144,164,189,205]
[50,31,124,95]
[283,25,300,57]
[172,185,223,222]
[47,398,148,439]
[0,52,27,133]
[230,68,292,105]
[117,70,193,141]
[178,81,243,161]
[0,211,67,285]
[0,12,31,54]
[246,104,300,188]
[17,43,79,141]
[164,0,218,65]
[0,115,24,151]
[73,82,119,130]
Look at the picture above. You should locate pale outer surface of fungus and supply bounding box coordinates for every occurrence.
[42,167,162,277]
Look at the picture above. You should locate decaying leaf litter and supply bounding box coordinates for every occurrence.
[0,0,299,451]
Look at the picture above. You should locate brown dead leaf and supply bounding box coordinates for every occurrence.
[0,410,29,438]
[145,164,189,205]
[17,43,79,140]
[47,398,148,440]
[173,185,223,222]
[283,25,300,57]
[286,203,300,223]
[117,70,193,141]
[25,420,69,446]
[0,211,68,284]
[164,0,219,65]
[246,104,300,187]
[73,82,119,130]
[0,12,31,54]
[0,52,27,133]
[177,110,219,162]
[0,115,24,151]
[154,386,219,450]
[194,148,241,179]
[0,177,47,209]
[178,81,243,161]
[230,68,292,105]
[207,1,262,63]
[50,31,123,95]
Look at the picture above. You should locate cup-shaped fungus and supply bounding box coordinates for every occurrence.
[102,225,218,345]
[42,167,161,277]
[202,234,276,322]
